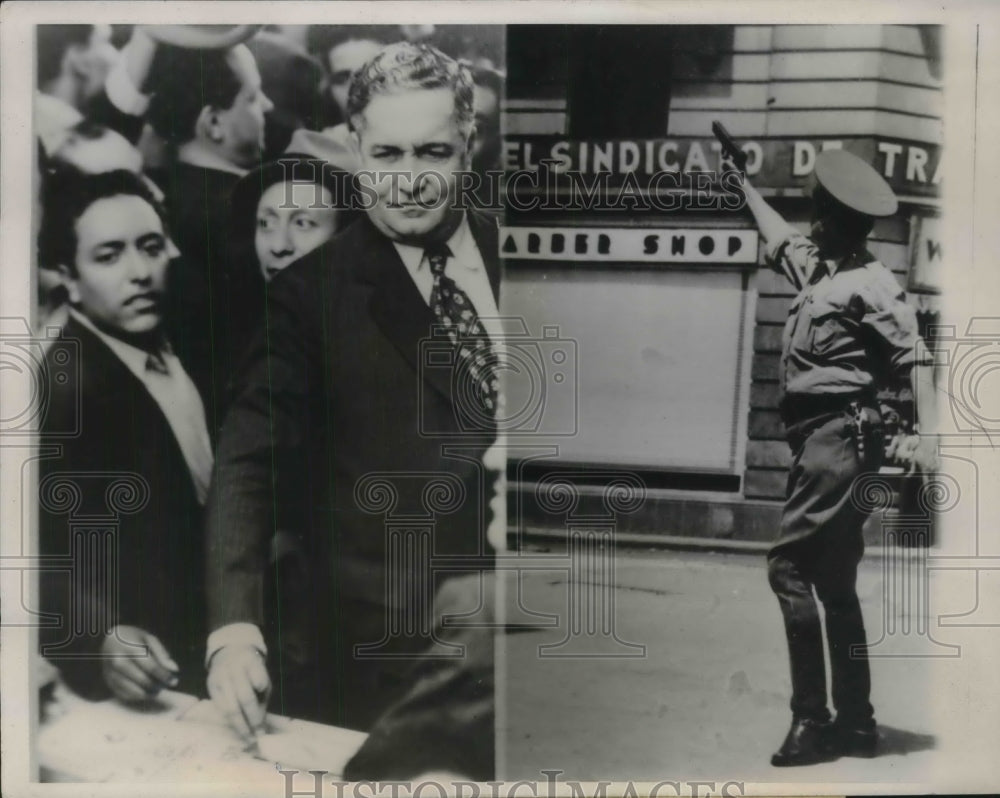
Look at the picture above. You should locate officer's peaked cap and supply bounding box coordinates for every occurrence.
[814,149,898,218]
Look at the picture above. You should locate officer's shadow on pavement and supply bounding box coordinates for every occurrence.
[876,725,936,756]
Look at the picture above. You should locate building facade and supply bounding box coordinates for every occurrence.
[502,24,943,544]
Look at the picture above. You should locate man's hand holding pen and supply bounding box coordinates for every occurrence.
[101,625,180,704]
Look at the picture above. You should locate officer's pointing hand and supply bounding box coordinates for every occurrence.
[719,154,742,179]
[908,434,940,474]
[893,433,939,474]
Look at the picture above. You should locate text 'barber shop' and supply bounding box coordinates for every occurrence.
[500,227,759,263]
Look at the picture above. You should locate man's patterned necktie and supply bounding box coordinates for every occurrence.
[425,243,499,423]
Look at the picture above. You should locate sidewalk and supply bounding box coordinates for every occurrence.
[500,548,948,786]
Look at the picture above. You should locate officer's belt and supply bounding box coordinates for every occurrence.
[778,391,876,427]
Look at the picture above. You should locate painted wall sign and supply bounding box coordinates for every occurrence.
[500,227,760,264]
[502,136,941,198]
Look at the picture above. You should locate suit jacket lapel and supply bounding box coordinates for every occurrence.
[356,212,503,405]
[66,316,146,406]
[64,317,201,502]
[356,221,455,403]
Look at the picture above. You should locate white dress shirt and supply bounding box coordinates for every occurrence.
[69,310,214,504]
[391,213,502,342]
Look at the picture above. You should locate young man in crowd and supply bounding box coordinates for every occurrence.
[35,25,274,431]
[143,40,274,434]
[307,25,397,132]
[245,30,325,159]
[37,168,213,702]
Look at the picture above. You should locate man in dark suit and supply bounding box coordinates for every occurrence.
[37,168,214,701]
[205,42,500,746]
[143,39,274,436]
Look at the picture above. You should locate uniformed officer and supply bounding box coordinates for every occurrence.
[733,149,939,766]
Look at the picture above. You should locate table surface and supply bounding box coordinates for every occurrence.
[38,683,368,783]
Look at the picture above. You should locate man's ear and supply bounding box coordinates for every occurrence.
[56,263,80,304]
[196,105,225,144]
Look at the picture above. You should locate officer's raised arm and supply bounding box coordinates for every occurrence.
[738,172,799,250]
[722,157,809,290]
[742,173,810,289]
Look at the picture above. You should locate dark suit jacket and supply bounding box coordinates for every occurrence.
[206,210,500,728]
[153,162,255,439]
[38,317,208,698]
[343,575,495,780]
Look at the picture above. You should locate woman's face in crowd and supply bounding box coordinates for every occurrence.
[255,181,339,281]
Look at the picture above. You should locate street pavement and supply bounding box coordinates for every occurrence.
[498,545,990,789]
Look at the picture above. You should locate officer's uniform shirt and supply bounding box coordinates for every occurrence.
[766,232,927,397]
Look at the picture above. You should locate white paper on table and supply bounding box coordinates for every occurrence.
[38,688,367,782]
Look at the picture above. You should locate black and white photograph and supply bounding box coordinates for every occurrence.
[17,15,504,786]
[498,19,952,783]
[1,2,999,796]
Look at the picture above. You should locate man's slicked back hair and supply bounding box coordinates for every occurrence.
[346,42,474,138]
[146,47,243,145]
[38,167,169,274]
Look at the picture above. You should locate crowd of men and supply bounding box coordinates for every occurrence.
[35,23,503,780]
